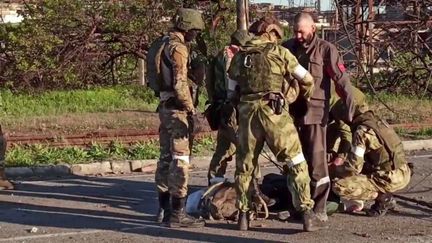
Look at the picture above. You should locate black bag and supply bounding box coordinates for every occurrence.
[204,102,222,131]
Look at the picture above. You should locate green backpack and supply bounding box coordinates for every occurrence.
[234,44,284,95]
[146,36,171,97]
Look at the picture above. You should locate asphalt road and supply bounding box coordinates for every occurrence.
[0,153,431,243]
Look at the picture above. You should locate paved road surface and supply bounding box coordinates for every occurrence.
[0,153,431,242]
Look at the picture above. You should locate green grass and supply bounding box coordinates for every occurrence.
[0,85,208,119]
[395,127,432,140]
[0,85,159,119]
[365,91,432,124]
[5,136,216,167]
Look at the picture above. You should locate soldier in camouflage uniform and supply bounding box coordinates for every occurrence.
[154,8,206,228]
[206,30,253,185]
[228,16,327,232]
[0,127,13,190]
[327,84,369,170]
[330,91,411,216]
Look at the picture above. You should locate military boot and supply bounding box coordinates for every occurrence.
[156,192,171,224]
[366,193,397,217]
[238,211,250,231]
[0,168,13,190]
[169,197,205,228]
[303,210,328,232]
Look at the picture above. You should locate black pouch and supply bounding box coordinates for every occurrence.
[204,102,222,131]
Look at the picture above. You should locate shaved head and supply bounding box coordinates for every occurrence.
[293,12,316,45]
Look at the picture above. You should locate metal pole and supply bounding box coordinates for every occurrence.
[236,0,248,30]
[138,58,146,86]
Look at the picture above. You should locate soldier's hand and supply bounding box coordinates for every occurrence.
[187,107,196,116]
[332,157,345,166]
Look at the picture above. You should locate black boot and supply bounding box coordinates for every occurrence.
[156,192,171,224]
[169,197,205,228]
[238,211,250,231]
[303,210,328,232]
[367,193,397,217]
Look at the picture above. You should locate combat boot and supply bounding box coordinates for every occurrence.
[366,193,397,217]
[169,197,205,228]
[0,168,13,190]
[303,210,328,232]
[237,211,250,231]
[156,192,171,224]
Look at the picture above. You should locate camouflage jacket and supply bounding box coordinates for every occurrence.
[343,112,406,176]
[161,31,194,112]
[329,84,369,159]
[206,45,240,103]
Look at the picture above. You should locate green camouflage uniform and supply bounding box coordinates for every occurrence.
[206,45,261,183]
[229,36,316,213]
[327,84,369,162]
[155,31,195,199]
[332,111,411,203]
[206,45,239,182]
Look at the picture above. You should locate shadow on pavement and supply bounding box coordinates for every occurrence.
[0,176,283,242]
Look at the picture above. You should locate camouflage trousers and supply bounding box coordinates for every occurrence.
[235,96,314,213]
[155,104,193,198]
[207,104,261,182]
[333,163,411,201]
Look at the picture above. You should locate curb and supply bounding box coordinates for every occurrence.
[5,139,432,178]
[402,139,432,151]
[5,157,213,179]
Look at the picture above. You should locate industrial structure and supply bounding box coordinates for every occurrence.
[252,1,432,93]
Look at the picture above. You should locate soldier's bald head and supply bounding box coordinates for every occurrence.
[293,12,317,45]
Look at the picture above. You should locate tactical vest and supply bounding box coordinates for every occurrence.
[235,44,285,95]
[352,111,406,171]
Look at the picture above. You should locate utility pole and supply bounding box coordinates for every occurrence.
[236,0,249,30]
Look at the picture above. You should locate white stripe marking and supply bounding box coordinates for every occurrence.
[288,153,306,167]
[352,146,366,157]
[313,176,330,187]
[173,155,190,163]
[292,64,308,80]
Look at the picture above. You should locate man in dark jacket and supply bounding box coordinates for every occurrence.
[283,12,355,221]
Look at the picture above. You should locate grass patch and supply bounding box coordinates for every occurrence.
[366,92,432,124]
[395,127,432,140]
[0,85,159,119]
[0,85,208,120]
[6,136,216,167]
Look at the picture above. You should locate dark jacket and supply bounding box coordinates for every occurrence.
[283,35,355,125]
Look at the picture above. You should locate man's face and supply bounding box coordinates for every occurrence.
[294,20,315,45]
[184,29,200,42]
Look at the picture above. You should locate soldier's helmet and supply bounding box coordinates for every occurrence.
[173,8,205,32]
[230,30,253,46]
[249,16,284,39]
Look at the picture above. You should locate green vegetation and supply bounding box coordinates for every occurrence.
[0,85,157,118]
[365,91,432,124]
[0,85,210,120]
[6,136,215,167]
[395,127,432,140]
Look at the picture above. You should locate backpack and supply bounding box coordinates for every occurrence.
[234,44,284,95]
[146,36,171,97]
[186,181,269,221]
